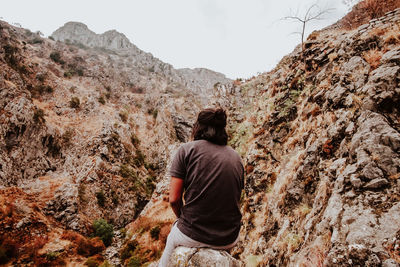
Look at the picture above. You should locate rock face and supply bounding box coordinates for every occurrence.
[52,22,133,50]
[0,19,231,266]
[168,247,241,267]
[221,8,400,267]
[51,22,232,98]
[2,3,400,267]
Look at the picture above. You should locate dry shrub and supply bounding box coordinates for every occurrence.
[61,231,105,257]
[77,237,105,257]
[0,237,18,263]
[362,48,383,69]
[85,254,104,267]
[33,236,48,251]
[361,0,384,18]
[159,224,171,244]
[322,139,334,156]
[369,27,386,37]
[383,26,400,45]
[384,33,400,45]
[337,0,400,29]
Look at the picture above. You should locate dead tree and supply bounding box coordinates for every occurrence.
[283,4,333,57]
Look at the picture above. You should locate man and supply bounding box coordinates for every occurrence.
[159,107,244,267]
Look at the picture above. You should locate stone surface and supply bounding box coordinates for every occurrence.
[364,178,389,189]
[168,247,242,267]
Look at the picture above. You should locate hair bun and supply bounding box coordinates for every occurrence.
[213,108,227,127]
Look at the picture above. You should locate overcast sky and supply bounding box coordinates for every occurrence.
[2,0,351,79]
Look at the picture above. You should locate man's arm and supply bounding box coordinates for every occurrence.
[169,177,184,218]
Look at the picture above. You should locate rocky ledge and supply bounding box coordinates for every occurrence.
[148,247,242,267]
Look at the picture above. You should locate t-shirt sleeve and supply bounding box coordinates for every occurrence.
[168,146,186,179]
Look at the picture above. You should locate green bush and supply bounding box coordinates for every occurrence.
[32,84,53,96]
[36,73,46,82]
[120,240,138,261]
[93,219,114,247]
[50,51,64,64]
[99,260,113,267]
[95,190,106,207]
[64,71,73,78]
[152,109,158,119]
[69,97,80,109]
[98,96,106,105]
[45,251,59,261]
[134,150,146,167]
[85,256,100,267]
[150,225,161,240]
[119,164,137,179]
[130,133,140,147]
[127,256,141,267]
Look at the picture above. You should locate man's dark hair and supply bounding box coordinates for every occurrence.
[191,108,228,145]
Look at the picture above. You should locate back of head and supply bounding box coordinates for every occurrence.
[191,108,228,145]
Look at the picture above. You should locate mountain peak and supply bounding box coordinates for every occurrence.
[51,21,133,50]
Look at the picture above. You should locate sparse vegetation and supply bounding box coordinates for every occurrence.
[69,97,80,109]
[33,108,46,124]
[119,111,128,122]
[45,251,60,261]
[127,256,142,267]
[150,225,161,240]
[98,96,106,105]
[363,48,383,69]
[95,190,106,207]
[62,127,75,146]
[134,150,146,167]
[64,63,84,77]
[147,108,158,119]
[120,164,137,179]
[130,133,140,147]
[78,183,87,204]
[85,256,102,267]
[120,240,139,261]
[111,190,119,205]
[50,51,65,64]
[93,219,114,247]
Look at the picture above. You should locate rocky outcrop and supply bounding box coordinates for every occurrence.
[51,22,133,50]
[169,247,241,267]
[146,247,242,267]
[224,9,400,267]
[51,22,232,97]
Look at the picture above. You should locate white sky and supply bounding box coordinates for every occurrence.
[1,0,350,79]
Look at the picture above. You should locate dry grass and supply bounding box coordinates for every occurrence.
[383,26,400,45]
[337,0,400,29]
[61,231,105,257]
[362,48,383,70]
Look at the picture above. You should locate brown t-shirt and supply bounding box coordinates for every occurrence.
[169,140,244,246]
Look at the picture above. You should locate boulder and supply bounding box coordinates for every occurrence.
[168,247,242,267]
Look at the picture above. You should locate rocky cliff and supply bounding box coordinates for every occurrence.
[224,8,400,267]
[0,20,230,266]
[51,22,232,98]
[1,3,400,267]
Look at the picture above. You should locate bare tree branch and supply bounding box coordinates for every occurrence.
[281,2,334,68]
